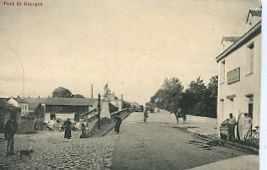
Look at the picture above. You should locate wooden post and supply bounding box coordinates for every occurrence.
[97,93,101,129]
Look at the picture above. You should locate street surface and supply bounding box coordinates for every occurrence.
[0,131,118,169]
[112,111,253,170]
[0,111,258,170]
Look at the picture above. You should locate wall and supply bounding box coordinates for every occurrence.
[217,34,261,130]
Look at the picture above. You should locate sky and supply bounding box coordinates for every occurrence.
[0,0,261,104]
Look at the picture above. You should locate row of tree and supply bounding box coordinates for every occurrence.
[149,76,218,118]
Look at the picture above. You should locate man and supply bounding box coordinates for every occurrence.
[4,116,18,155]
[144,109,148,122]
[114,115,122,134]
[227,113,237,141]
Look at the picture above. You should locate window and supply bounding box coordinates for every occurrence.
[220,60,225,83]
[245,42,254,75]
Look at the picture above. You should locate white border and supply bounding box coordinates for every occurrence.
[260,1,266,170]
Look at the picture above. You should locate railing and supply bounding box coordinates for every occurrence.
[110,108,129,119]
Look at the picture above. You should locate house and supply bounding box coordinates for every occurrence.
[44,97,98,122]
[0,99,20,133]
[216,8,261,138]
[8,97,46,131]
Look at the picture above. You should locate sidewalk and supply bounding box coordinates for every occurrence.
[188,155,259,170]
[175,114,218,139]
[172,112,259,154]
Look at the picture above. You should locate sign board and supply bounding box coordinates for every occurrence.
[227,67,240,84]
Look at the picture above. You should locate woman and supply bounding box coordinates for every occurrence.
[63,118,72,139]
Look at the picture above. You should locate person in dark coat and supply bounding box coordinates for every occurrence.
[80,123,87,138]
[114,115,122,134]
[63,118,72,139]
[4,117,18,155]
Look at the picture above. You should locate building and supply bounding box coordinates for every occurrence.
[0,99,20,133]
[216,8,261,137]
[44,97,97,122]
[8,97,46,131]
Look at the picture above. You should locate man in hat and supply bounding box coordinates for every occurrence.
[4,116,18,155]
[114,115,122,134]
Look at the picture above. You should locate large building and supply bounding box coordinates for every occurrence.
[216,8,261,137]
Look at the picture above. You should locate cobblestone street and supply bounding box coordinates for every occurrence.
[0,131,118,169]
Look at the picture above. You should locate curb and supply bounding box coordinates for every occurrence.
[176,126,259,154]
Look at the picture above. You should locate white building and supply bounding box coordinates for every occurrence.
[216,8,261,135]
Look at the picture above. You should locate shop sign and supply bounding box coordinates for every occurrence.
[227,67,240,84]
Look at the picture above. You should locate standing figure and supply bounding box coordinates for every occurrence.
[80,123,87,138]
[175,108,181,124]
[227,113,237,141]
[4,116,18,155]
[63,118,72,139]
[114,115,122,134]
[182,113,187,124]
[144,109,148,122]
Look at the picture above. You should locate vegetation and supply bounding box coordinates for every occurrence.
[52,87,84,98]
[149,76,218,118]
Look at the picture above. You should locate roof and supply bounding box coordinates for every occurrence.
[221,36,240,44]
[216,21,261,62]
[246,9,262,23]
[0,99,20,111]
[45,97,97,106]
[15,98,46,110]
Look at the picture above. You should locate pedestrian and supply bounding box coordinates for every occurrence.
[175,108,181,124]
[63,118,72,139]
[114,115,122,134]
[80,123,86,138]
[144,109,148,122]
[4,116,18,155]
[227,113,237,141]
[243,113,252,137]
[182,113,187,124]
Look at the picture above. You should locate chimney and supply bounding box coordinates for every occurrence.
[91,84,94,98]
[121,94,124,101]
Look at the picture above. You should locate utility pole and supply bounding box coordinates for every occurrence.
[97,93,101,129]
[91,84,94,98]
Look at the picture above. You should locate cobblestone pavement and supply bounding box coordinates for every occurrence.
[0,131,119,169]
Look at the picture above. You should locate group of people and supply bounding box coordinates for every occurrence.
[226,112,252,141]
[173,108,187,124]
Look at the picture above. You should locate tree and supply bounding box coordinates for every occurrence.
[205,75,218,118]
[52,87,72,98]
[150,77,184,113]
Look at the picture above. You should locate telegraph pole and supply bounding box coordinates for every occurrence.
[97,93,101,129]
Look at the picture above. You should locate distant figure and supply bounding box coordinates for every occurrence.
[63,118,72,139]
[80,123,86,138]
[4,116,18,155]
[227,113,237,141]
[243,113,252,137]
[144,109,148,122]
[114,115,122,134]
[175,108,181,124]
[157,108,160,113]
[182,113,187,124]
